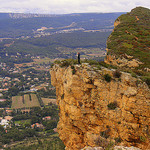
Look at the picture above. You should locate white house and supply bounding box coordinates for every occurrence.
[0,119,9,128]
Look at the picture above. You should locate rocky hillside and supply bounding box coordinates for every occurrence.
[50,7,150,150]
[105,7,150,72]
[50,63,150,150]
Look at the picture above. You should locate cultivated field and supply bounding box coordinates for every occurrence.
[42,98,56,105]
[11,94,41,109]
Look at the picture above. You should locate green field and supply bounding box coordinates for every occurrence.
[11,94,41,109]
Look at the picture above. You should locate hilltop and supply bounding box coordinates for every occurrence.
[105,6,150,86]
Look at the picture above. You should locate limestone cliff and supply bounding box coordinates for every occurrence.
[50,63,150,150]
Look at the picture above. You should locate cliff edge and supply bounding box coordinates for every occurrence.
[50,63,150,150]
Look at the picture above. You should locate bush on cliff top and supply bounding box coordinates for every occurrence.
[107,101,118,110]
[104,74,112,82]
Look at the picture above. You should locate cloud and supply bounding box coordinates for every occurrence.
[0,0,149,14]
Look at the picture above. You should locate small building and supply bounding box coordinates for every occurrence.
[42,116,51,121]
[0,119,9,128]
[5,109,13,115]
[34,78,39,81]
[4,116,13,121]
[0,99,6,102]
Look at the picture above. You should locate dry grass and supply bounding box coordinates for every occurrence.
[42,98,56,105]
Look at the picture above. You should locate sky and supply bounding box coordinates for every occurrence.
[0,0,149,14]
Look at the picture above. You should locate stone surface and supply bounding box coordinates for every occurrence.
[50,64,150,150]
[104,54,144,68]
[81,146,104,150]
[114,146,141,150]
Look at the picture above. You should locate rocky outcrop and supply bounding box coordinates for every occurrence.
[81,146,141,150]
[50,64,150,150]
[104,54,143,68]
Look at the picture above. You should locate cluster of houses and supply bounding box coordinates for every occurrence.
[0,115,57,133]
[0,62,20,73]
[0,63,51,94]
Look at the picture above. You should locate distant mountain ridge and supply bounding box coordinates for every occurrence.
[0,12,125,19]
[9,13,57,19]
[0,12,57,19]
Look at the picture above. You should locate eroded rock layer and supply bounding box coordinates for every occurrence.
[50,64,150,150]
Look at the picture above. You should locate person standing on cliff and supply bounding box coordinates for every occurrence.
[77,52,80,64]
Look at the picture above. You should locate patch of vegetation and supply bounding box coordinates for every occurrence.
[113,70,121,78]
[99,61,117,69]
[107,101,118,110]
[141,76,150,88]
[104,74,112,82]
[61,94,64,99]
[94,136,109,148]
[71,65,76,74]
[100,128,111,139]
[83,59,99,65]
[115,137,122,143]
[57,59,78,67]
[105,141,115,150]
[95,136,114,149]
[65,112,68,117]
[139,136,146,142]
[78,102,83,107]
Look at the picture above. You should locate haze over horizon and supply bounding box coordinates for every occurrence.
[0,0,149,14]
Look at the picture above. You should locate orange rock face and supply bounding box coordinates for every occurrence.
[50,64,150,150]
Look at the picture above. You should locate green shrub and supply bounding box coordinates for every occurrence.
[115,137,122,143]
[141,76,150,88]
[83,59,99,65]
[61,94,64,99]
[54,60,61,64]
[140,136,146,142]
[107,101,118,110]
[105,141,115,150]
[113,70,121,78]
[117,121,121,124]
[100,128,111,139]
[71,66,76,74]
[59,59,78,67]
[60,60,71,67]
[104,74,112,82]
[131,72,137,78]
[123,43,133,48]
[94,136,109,148]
